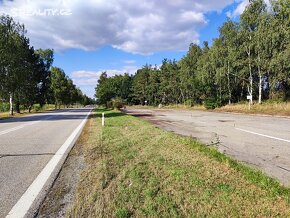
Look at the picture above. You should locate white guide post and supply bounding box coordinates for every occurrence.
[247,95,252,110]
[102,112,105,127]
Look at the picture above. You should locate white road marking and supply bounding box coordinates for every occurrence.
[6,110,91,218]
[0,125,25,136]
[235,127,290,143]
[0,112,68,136]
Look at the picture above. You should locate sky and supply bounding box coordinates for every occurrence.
[0,0,251,98]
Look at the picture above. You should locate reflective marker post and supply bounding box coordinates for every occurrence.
[102,112,105,127]
[247,95,252,110]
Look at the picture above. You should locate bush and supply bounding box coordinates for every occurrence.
[32,104,42,112]
[106,101,113,109]
[113,98,125,110]
[204,97,221,110]
[0,102,10,112]
[184,99,194,107]
[106,98,125,110]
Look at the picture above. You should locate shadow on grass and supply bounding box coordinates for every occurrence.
[92,109,127,118]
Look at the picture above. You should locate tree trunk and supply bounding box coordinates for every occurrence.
[247,45,253,104]
[9,93,14,116]
[227,60,231,104]
[258,53,262,104]
[15,101,20,113]
[258,73,262,104]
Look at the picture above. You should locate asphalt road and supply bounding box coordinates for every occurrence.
[126,108,290,186]
[0,108,91,218]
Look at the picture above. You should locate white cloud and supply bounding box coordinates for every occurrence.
[0,0,235,54]
[71,66,138,87]
[226,0,249,18]
[227,0,271,18]
[123,60,136,65]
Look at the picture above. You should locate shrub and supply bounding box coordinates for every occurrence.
[204,97,221,110]
[32,104,42,112]
[106,98,126,110]
[0,102,10,112]
[106,100,113,109]
[112,98,125,110]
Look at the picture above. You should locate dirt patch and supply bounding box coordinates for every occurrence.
[36,143,85,217]
[125,109,165,126]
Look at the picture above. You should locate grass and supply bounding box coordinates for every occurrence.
[68,109,290,217]
[216,101,290,116]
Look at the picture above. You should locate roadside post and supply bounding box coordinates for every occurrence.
[247,95,252,110]
[102,112,105,126]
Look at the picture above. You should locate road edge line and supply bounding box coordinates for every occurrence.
[235,127,290,143]
[6,109,92,218]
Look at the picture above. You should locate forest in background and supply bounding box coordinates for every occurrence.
[0,16,93,115]
[95,0,289,109]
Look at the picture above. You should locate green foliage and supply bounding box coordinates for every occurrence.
[115,208,130,218]
[113,98,125,110]
[0,102,10,112]
[95,72,132,106]
[0,15,91,114]
[204,97,221,110]
[94,0,289,107]
[32,104,42,112]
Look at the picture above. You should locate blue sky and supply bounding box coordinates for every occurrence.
[0,0,247,98]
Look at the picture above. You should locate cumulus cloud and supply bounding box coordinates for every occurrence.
[0,0,235,54]
[226,0,271,18]
[71,66,138,87]
[226,0,249,18]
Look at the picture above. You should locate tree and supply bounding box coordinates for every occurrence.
[219,20,240,104]
[0,15,30,115]
[240,0,267,104]
[132,66,150,105]
[35,49,54,106]
[179,44,202,104]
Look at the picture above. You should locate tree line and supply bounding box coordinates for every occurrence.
[95,0,289,108]
[0,15,93,115]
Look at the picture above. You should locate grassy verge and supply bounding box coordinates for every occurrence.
[216,101,290,116]
[68,109,290,217]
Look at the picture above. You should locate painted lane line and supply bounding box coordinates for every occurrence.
[6,110,91,218]
[0,121,42,136]
[235,127,290,143]
[0,112,69,136]
[0,125,25,136]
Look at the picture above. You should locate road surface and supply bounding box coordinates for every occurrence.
[0,108,91,218]
[126,108,290,186]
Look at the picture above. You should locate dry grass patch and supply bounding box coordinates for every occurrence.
[216,101,290,116]
[67,109,290,217]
